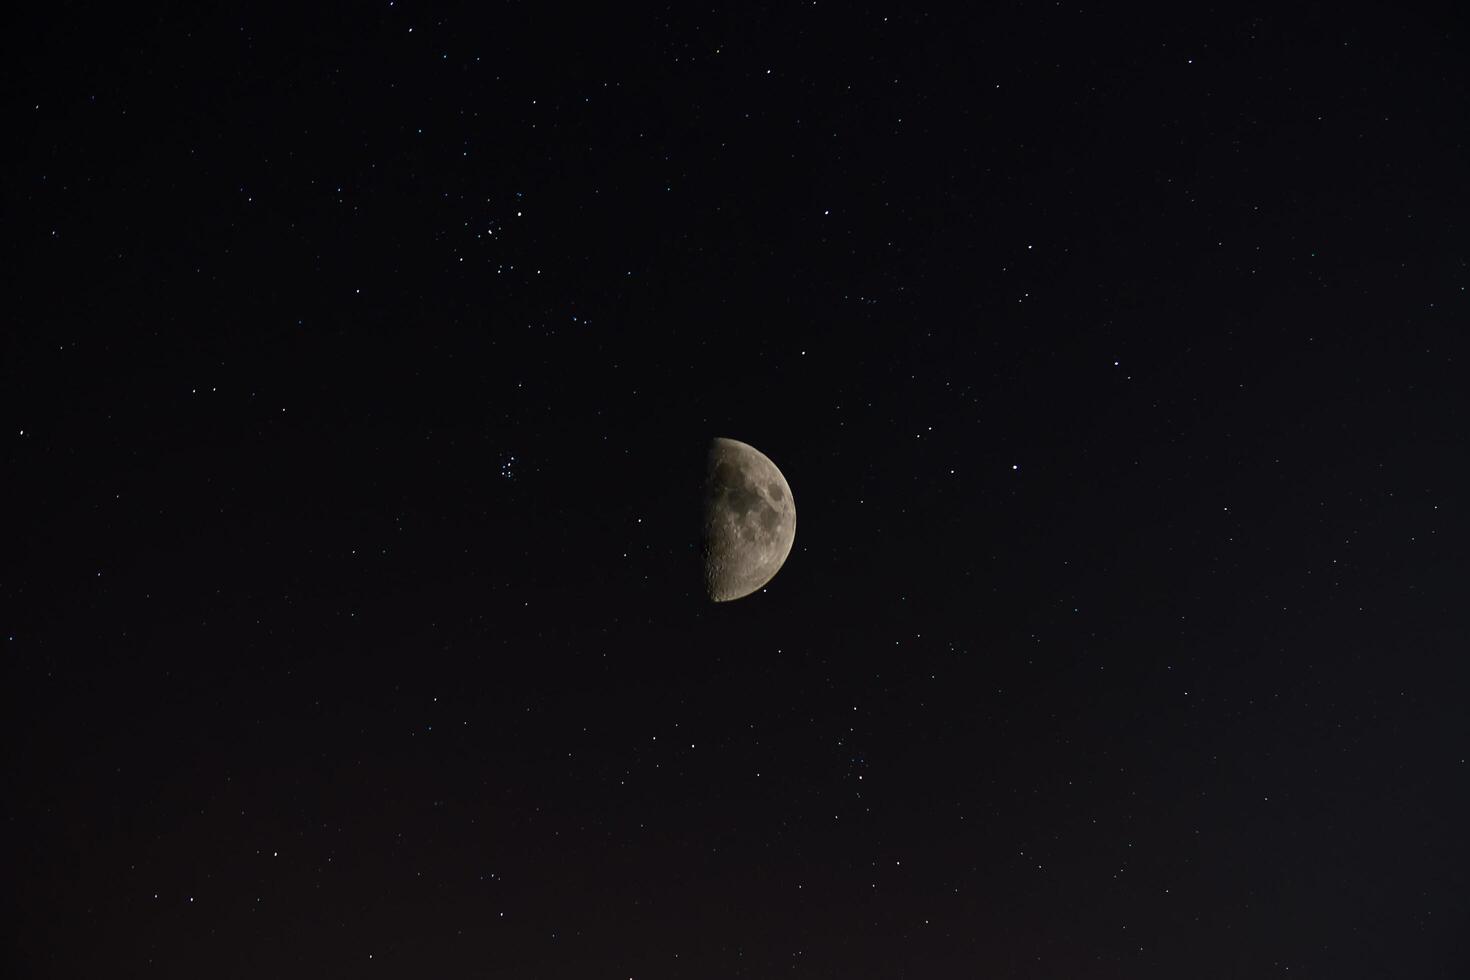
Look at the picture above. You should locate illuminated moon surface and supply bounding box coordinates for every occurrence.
[702,437,796,602]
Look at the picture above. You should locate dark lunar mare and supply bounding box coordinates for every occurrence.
[707,458,778,543]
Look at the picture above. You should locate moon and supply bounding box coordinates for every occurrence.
[702,437,796,602]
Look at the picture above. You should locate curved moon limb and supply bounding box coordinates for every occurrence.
[702,437,796,602]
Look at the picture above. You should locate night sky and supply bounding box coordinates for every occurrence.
[6,4,1469,977]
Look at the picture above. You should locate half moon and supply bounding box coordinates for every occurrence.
[702,437,796,602]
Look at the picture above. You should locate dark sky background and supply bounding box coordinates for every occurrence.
[5,3,1468,977]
